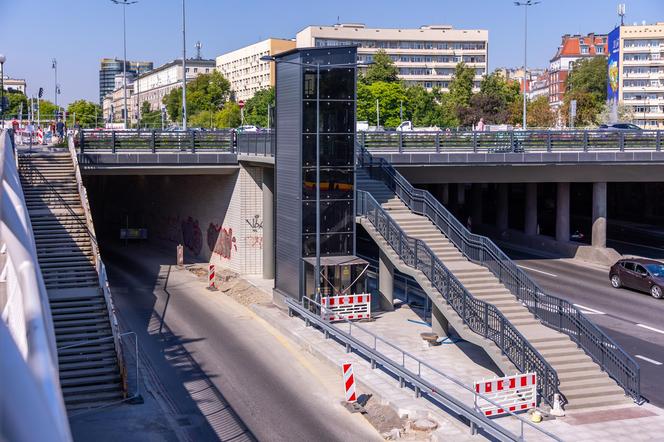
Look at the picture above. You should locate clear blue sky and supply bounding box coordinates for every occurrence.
[1,0,662,106]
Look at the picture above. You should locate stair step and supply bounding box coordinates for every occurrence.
[564,394,630,411]
[58,343,116,356]
[54,324,112,336]
[60,366,119,380]
[62,382,122,397]
[64,390,124,409]
[555,361,600,373]
[60,373,121,388]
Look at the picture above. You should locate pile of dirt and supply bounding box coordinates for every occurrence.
[186,265,271,306]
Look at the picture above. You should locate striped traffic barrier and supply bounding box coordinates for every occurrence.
[342,362,357,403]
[208,264,216,290]
[474,373,537,417]
[321,294,371,322]
[37,129,44,144]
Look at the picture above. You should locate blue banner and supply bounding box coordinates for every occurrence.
[607,27,621,102]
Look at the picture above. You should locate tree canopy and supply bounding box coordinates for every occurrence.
[163,71,232,124]
[242,87,274,127]
[67,100,102,128]
[362,50,399,84]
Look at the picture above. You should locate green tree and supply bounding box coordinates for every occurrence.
[404,86,442,127]
[243,87,274,127]
[563,56,608,126]
[357,81,408,128]
[67,99,102,128]
[448,62,475,123]
[5,91,28,118]
[162,71,232,123]
[526,95,556,128]
[216,102,241,128]
[362,50,399,84]
[138,101,162,128]
[458,73,521,126]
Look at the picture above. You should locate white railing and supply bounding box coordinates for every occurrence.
[0,130,72,442]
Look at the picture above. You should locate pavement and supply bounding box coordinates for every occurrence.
[503,245,664,408]
[71,241,381,442]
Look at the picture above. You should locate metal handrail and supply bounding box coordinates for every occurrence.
[357,146,642,403]
[357,190,560,407]
[287,296,561,442]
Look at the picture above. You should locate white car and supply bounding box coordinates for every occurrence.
[236,125,259,133]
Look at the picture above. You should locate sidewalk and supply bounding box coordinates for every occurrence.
[242,275,664,441]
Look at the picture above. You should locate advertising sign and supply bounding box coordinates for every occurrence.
[607,26,621,103]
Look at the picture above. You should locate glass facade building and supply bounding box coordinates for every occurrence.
[98,58,153,104]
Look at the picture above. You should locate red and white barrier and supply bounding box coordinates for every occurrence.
[342,363,357,402]
[208,264,216,289]
[321,294,371,322]
[37,129,44,144]
[474,373,537,417]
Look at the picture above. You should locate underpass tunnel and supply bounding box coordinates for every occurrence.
[83,165,275,275]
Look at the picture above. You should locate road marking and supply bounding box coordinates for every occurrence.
[637,324,664,335]
[517,265,557,278]
[635,355,663,366]
[573,304,606,315]
[610,239,664,253]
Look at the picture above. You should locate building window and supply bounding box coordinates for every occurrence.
[596,46,604,54]
[580,45,589,54]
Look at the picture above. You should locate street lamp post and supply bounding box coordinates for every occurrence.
[514,0,540,130]
[52,58,59,119]
[260,56,368,302]
[181,0,187,130]
[0,54,5,128]
[111,0,138,128]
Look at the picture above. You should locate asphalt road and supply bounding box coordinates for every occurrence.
[102,242,381,442]
[503,246,664,408]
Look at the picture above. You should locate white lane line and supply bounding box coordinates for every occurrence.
[637,324,664,335]
[517,265,558,278]
[573,304,606,315]
[635,355,663,366]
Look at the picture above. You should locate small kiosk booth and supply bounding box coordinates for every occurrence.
[272,45,371,321]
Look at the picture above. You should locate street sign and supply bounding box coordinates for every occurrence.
[238,100,245,109]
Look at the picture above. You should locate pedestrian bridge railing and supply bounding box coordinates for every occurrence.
[0,130,72,442]
[78,129,662,156]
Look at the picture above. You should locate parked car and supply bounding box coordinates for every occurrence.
[599,123,643,131]
[236,125,259,133]
[609,258,664,299]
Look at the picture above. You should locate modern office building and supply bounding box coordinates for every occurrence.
[548,33,608,108]
[98,58,153,104]
[609,22,664,128]
[2,76,27,94]
[296,23,488,92]
[216,38,296,102]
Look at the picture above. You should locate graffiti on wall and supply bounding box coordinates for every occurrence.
[209,222,237,260]
[181,216,202,256]
[245,215,263,232]
[246,235,263,249]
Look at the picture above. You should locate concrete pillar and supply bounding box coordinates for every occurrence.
[592,182,607,248]
[556,182,570,242]
[457,184,466,206]
[471,184,482,228]
[378,250,395,311]
[524,183,538,235]
[262,169,275,279]
[431,303,449,338]
[440,183,449,205]
[496,184,509,231]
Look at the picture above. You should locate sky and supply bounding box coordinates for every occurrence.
[1,0,662,106]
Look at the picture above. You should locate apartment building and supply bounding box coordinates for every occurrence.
[612,22,664,128]
[216,38,296,102]
[548,33,608,108]
[2,76,27,94]
[296,23,489,92]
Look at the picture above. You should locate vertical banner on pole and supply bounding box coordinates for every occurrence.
[342,363,357,403]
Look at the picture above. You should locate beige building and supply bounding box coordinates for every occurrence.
[216,38,295,102]
[2,76,27,94]
[617,22,664,128]
[296,23,489,91]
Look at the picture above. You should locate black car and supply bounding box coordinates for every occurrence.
[609,258,664,299]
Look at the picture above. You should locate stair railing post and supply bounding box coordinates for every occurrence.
[79,130,85,155]
[483,304,488,337]
[190,130,196,153]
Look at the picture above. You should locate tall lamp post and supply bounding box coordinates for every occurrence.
[0,54,5,128]
[181,0,187,130]
[52,58,60,120]
[514,0,540,130]
[111,0,138,128]
[260,55,369,301]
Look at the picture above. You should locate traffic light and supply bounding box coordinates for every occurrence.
[38,87,44,98]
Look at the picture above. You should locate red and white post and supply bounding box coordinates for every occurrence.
[342,363,357,403]
[208,264,216,290]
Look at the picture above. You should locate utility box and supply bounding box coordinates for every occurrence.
[273,46,358,303]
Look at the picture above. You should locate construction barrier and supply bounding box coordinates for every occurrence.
[208,264,216,289]
[37,129,44,144]
[342,363,357,402]
[474,373,537,417]
[321,294,371,322]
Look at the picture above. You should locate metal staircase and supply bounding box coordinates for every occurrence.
[18,151,125,411]
[356,148,641,411]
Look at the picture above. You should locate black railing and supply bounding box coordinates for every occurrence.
[357,147,642,404]
[358,129,663,152]
[78,129,234,153]
[236,131,274,157]
[356,190,560,407]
